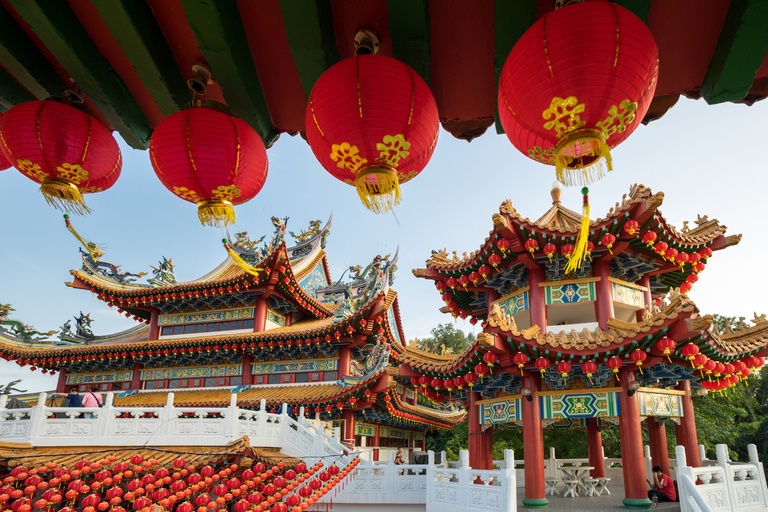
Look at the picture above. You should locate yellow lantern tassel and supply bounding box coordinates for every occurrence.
[355,164,401,214]
[198,200,236,227]
[554,129,612,186]
[222,240,261,277]
[63,214,100,261]
[42,178,91,215]
[564,187,591,274]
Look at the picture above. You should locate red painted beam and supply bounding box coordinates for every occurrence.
[331,0,391,60]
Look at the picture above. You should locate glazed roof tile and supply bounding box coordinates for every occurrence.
[0,436,297,470]
[709,322,768,358]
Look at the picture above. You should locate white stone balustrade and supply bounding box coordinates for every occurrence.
[676,443,768,512]
[427,449,516,512]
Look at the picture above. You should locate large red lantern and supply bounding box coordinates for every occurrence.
[498,1,658,186]
[535,358,550,377]
[149,102,268,227]
[0,100,122,213]
[0,113,9,170]
[305,55,439,213]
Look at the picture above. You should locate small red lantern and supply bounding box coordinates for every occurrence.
[666,248,678,263]
[623,220,640,236]
[699,247,713,260]
[483,352,498,368]
[446,277,458,290]
[656,337,676,363]
[443,378,454,391]
[458,275,470,289]
[556,361,572,378]
[524,239,538,255]
[0,100,122,213]
[496,238,510,255]
[430,378,442,389]
[454,376,465,390]
[305,55,439,213]
[498,1,658,186]
[489,254,502,268]
[512,353,528,375]
[474,363,488,382]
[682,343,699,367]
[602,233,616,253]
[642,231,657,246]
[149,102,268,227]
[561,244,574,258]
[543,244,557,262]
[679,282,692,294]
[478,265,490,279]
[630,349,647,374]
[469,271,481,286]
[534,358,550,377]
[676,252,689,271]
[464,373,477,388]
[606,357,622,380]
[582,361,598,384]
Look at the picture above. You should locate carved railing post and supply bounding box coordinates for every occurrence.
[699,444,707,463]
[748,443,768,507]
[299,406,305,425]
[503,449,517,511]
[161,392,175,438]
[458,450,470,509]
[440,450,447,468]
[98,392,114,438]
[224,393,238,440]
[257,399,267,440]
[644,444,653,482]
[29,393,48,444]
[428,450,435,467]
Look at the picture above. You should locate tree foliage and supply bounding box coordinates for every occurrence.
[416,323,475,355]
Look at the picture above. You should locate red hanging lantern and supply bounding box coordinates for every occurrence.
[453,376,465,390]
[512,352,528,375]
[642,231,657,247]
[458,275,470,289]
[582,361,598,384]
[681,343,699,367]
[498,1,658,186]
[524,239,538,255]
[534,358,550,377]
[630,349,647,374]
[606,356,622,380]
[0,100,122,214]
[679,282,692,294]
[602,233,616,253]
[489,254,502,268]
[623,220,640,236]
[478,265,490,279]
[305,55,439,213]
[149,102,268,227]
[556,361,572,378]
[430,378,443,389]
[469,271,481,286]
[699,247,713,261]
[443,378,454,391]
[483,352,498,368]
[464,372,477,388]
[656,337,676,363]
[543,243,557,262]
[474,363,488,382]
[0,113,10,171]
[496,238,510,255]
[666,248,678,264]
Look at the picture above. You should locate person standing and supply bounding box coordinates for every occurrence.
[394,447,404,465]
[647,465,676,502]
[81,384,103,418]
[56,387,83,408]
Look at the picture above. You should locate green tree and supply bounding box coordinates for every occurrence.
[711,314,736,334]
[416,323,475,355]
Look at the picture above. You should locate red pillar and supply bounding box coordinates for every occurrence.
[527,267,547,331]
[372,425,380,462]
[254,297,268,332]
[130,362,142,390]
[481,428,494,469]
[594,261,615,330]
[676,380,702,467]
[648,417,670,475]
[148,309,160,340]
[56,369,68,393]
[338,346,351,378]
[468,391,484,469]
[241,353,253,385]
[587,418,605,478]
[342,409,355,447]
[521,373,548,509]
[618,367,652,508]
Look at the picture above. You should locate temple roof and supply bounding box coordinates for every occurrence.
[418,184,736,273]
[0,436,295,470]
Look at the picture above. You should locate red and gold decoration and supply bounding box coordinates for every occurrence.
[498,1,658,186]
[630,349,647,374]
[304,55,439,213]
[0,100,122,214]
[149,101,268,227]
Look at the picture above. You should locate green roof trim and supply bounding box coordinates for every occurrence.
[701,0,768,104]
[387,0,430,85]
[8,0,151,149]
[0,66,35,109]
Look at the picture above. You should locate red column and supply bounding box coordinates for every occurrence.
[130,362,142,390]
[587,418,605,478]
[342,409,355,447]
[56,369,68,393]
[254,297,268,332]
[148,309,160,340]
[594,261,615,330]
[527,267,547,331]
[521,373,548,508]
[467,391,485,469]
[676,380,702,467]
[648,417,670,475]
[338,346,351,377]
[481,428,494,469]
[618,367,652,508]
[241,353,253,385]
[372,425,380,462]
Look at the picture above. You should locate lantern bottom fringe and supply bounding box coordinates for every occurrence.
[554,131,612,186]
[355,165,401,214]
[40,179,91,215]
[198,201,236,227]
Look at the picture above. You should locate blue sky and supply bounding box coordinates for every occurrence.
[1,96,766,392]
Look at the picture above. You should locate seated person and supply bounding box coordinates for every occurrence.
[647,465,676,502]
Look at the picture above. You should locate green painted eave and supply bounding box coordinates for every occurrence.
[8,0,151,149]
[181,0,279,147]
[279,0,339,99]
[90,0,190,116]
[493,1,537,134]
[701,0,768,104]
[0,6,64,101]
[387,0,430,85]
[0,67,35,109]
[613,0,651,22]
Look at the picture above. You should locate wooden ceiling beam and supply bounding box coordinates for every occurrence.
[7,0,151,149]
[180,0,278,147]
[387,0,430,85]
[700,0,768,104]
[0,67,35,109]
[90,0,190,117]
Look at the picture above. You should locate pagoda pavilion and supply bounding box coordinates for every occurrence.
[0,215,464,458]
[407,184,768,509]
